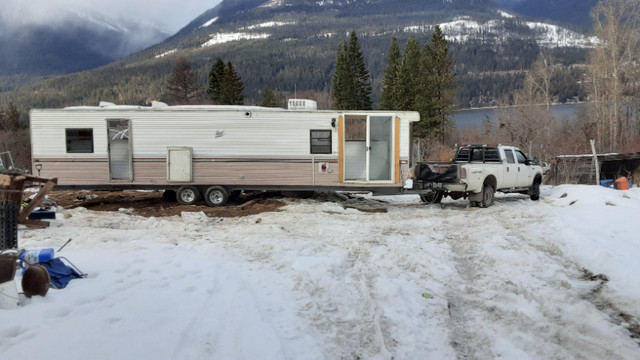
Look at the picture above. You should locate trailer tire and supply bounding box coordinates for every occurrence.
[479,184,495,208]
[176,186,200,205]
[204,186,228,207]
[420,191,443,204]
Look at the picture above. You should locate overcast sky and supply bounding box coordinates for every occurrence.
[3,0,222,33]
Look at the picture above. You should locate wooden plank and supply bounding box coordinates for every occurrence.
[0,174,12,187]
[19,178,58,223]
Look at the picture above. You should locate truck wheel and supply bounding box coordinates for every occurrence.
[479,185,495,208]
[529,180,541,201]
[177,186,200,205]
[204,186,229,207]
[420,191,443,204]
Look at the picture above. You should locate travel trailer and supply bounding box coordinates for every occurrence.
[30,100,420,206]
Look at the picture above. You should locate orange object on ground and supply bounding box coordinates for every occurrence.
[615,176,630,190]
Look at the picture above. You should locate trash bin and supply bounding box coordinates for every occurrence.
[615,176,630,190]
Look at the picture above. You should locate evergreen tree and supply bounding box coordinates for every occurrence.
[415,26,457,142]
[219,61,245,105]
[331,40,349,109]
[260,87,283,107]
[207,58,226,104]
[396,36,422,111]
[380,36,402,110]
[331,31,372,110]
[166,55,201,105]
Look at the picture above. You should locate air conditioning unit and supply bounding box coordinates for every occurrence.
[287,99,317,110]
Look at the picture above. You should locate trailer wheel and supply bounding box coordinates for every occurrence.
[479,184,495,208]
[204,186,228,207]
[176,186,200,205]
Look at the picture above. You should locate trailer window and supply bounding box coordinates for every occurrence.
[310,130,331,154]
[66,128,94,153]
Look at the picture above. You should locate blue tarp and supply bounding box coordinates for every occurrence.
[40,258,82,289]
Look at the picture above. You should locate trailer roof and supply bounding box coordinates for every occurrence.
[30,102,421,121]
[60,101,284,112]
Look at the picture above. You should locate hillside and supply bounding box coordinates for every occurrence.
[1,0,597,118]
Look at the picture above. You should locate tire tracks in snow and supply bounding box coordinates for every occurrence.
[432,199,640,359]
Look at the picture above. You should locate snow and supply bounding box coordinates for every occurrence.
[2,185,640,359]
[405,17,598,49]
[261,0,286,8]
[154,49,177,58]
[201,32,270,47]
[200,17,219,28]
[497,10,514,18]
[243,21,295,30]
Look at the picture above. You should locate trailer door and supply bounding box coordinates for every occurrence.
[167,147,193,182]
[107,119,132,181]
[368,116,392,181]
[343,114,394,182]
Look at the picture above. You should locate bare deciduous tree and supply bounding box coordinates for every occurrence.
[166,55,201,105]
[588,0,640,151]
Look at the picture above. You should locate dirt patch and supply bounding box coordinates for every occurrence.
[38,190,287,218]
[29,189,391,218]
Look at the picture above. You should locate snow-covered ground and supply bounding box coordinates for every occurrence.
[2,185,640,359]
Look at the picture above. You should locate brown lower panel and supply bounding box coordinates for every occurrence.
[36,160,408,189]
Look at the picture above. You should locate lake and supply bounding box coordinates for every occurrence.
[452,103,587,129]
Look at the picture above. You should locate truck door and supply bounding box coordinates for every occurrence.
[514,149,535,187]
[503,149,518,188]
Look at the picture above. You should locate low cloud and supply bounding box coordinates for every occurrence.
[2,0,220,33]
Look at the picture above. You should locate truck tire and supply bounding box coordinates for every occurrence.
[420,191,443,204]
[177,186,200,205]
[204,186,229,207]
[479,184,495,208]
[529,179,541,201]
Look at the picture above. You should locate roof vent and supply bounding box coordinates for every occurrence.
[288,99,317,110]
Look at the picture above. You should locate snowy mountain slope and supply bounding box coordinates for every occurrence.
[3,185,640,359]
[163,0,596,52]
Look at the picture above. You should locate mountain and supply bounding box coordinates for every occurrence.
[1,0,598,114]
[0,9,169,81]
[493,0,599,29]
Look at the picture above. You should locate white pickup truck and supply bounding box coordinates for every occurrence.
[412,145,544,207]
